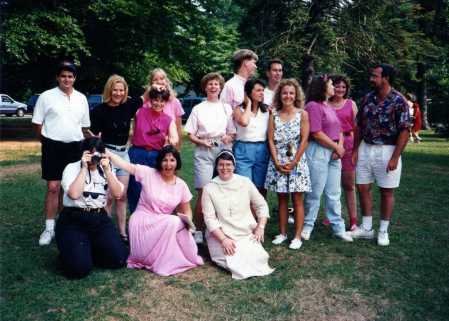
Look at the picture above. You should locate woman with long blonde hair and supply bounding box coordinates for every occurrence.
[90,74,144,242]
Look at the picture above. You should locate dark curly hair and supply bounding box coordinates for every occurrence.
[155,145,182,171]
[330,74,351,99]
[243,78,268,113]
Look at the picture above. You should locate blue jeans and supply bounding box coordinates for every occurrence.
[304,141,345,234]
[127,146,159,213]
[234,141,269,188]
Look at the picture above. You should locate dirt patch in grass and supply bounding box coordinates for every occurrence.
[112,268,222,321]
[0,163,40,179]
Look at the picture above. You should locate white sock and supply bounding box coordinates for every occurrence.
[379,220,390,233]
[362,216,373,231]
[45,219,55,231]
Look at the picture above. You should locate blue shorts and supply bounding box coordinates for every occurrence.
[233,141,269,188]
[106,147,130,177]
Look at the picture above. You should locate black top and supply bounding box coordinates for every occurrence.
[90,97,142,146]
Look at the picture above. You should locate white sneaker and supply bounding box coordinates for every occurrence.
[289,238,303,250]
[288,215,295,224]
[193,231,204,244]
[301,229,311,241]
[377,231,390,246]
[351,226,375,239]
[272,234,288,245]
[335,231,354,242]
[39,229,55,246]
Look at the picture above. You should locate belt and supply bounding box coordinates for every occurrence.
[64,206,104,214]
[105,144,127,152]
[236,140,266,144]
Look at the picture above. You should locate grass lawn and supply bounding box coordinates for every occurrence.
[1,131,448,321]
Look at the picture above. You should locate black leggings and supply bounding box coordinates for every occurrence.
[55,207,128,279]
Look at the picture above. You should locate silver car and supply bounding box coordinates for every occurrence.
[0,94,27,117]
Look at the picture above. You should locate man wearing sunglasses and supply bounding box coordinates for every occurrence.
[55,137,128,278]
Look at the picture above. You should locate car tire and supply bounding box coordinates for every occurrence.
[16,109,25,117]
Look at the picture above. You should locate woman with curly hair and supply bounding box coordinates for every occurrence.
[265,79,311,250]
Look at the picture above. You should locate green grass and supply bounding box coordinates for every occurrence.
[1,131,448,321]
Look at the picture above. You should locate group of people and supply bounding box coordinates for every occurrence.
[31,49,411,279]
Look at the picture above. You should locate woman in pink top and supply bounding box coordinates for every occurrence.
[302,75,353,242]
[143,68,185,149]
[108,145,204,276]
[128,87,178,213]
[329,75,358,230]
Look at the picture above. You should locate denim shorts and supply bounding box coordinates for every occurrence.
[233,140,269,188]
[106,147,130,177]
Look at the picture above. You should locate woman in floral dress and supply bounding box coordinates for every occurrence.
[265,79,311,250]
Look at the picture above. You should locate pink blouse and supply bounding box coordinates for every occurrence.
[131,107,172,150]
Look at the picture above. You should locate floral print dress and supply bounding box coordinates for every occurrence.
[265,110,311,193]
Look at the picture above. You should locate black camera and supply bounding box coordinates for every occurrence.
[91,152,102,164]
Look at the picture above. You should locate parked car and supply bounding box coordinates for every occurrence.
[0,94,27,117]
[179,96,206,123]
[87,94,103,111]
[26,94,40,114]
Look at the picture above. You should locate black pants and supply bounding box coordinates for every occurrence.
[55,207,128,279]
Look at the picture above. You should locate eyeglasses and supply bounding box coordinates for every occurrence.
[83,191,105,199]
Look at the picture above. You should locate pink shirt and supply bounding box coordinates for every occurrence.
[143,97,185,121]
[334,99,355,133]
[132,107,172,150]
[220,74,246,108]
[184,100,236,138]
[305,101,341,141]
[134,165,192,214]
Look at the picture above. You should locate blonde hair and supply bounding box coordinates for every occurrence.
[147,68,176,100]
[273,78,305,110]
[102,74,128,104]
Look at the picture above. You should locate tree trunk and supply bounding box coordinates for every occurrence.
[416,63,430,129]
[300,54,315,94]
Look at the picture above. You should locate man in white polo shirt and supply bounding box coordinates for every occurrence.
[32,61,90,246]
[220,49,258,108]
[263,58,283,107]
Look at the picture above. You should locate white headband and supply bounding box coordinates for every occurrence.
[216,149,235,164]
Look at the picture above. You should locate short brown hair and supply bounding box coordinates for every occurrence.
[330,74,351,99]
[273,79,305,110]
[102,74,128,104]
[232,49,258,73]
[200,72,225,93]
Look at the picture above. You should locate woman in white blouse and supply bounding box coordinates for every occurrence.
[202,150,274,280]
[233,79,270,196]
[184,72,236,243]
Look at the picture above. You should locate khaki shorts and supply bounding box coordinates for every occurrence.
[355,141,402,188]
[193,143,231,189]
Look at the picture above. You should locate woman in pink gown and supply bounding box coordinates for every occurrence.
[107,145,204,276]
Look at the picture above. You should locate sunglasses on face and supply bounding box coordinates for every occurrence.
[83,191,105,199]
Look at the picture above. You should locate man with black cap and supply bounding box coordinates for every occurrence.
[32,61,90,246]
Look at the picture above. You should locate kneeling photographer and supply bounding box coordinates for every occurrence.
[55,137,128,279]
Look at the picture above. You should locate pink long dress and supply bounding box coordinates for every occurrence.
[127,165,204,275]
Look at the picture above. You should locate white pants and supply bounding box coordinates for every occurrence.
[356,141,402,188]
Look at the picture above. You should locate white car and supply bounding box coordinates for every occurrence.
[0,94,27,117]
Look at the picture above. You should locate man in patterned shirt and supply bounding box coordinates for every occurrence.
[351,63,410,246]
